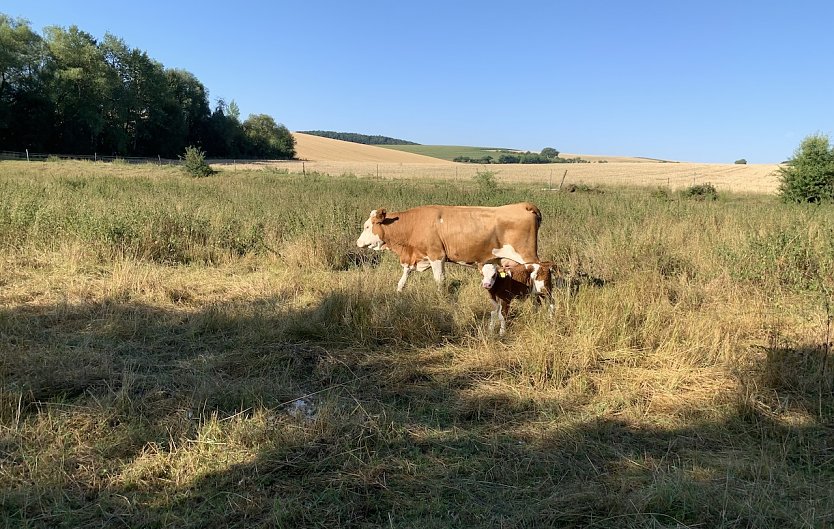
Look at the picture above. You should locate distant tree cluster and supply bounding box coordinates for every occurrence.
[300,130,419,145]
[0,14,294,159]
[455,147,589,165]
[453,155,495,164]
[497,152,555,164]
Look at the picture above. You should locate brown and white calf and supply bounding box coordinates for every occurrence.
[481,261,555,335]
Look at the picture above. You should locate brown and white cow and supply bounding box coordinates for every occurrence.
[356,202,541,292]
[481,261,555,335]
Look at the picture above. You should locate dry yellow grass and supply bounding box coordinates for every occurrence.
[224,133,783,194]
[3,161,831,527]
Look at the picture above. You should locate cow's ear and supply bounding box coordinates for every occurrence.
[373,209,387,223]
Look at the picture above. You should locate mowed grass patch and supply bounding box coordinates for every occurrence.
[1,160,833,528]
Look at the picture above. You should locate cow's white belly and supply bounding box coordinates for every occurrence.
[416,258,432,272]
[491,243,526,264]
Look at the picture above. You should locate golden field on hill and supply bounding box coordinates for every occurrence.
[241,133,783,194]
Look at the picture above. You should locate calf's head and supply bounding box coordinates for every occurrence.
[481,263,499,289]
[356,209,386,250]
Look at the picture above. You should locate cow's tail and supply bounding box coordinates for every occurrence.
[526,203,542,227]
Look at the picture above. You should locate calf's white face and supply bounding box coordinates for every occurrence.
[481,263,498,289]
[356,210,385,250]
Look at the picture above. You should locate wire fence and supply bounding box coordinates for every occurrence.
[0,150,781,193]
[0,149,182,165]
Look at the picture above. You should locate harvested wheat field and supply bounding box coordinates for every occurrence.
[223,133,784,194]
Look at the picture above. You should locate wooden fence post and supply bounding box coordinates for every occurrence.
[557,169,568,191]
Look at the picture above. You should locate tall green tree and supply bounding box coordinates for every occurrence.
[100,34,184,156]
[0,15,41,100]
[0,12,293,159]
[242,114,295,159]
[204,98,244,157]
[44,25,110,153]
[0,15,52,150]
[166,68,210,148]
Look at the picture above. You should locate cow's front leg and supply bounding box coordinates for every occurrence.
[397,264,415,292]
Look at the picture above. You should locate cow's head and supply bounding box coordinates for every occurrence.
[356,209,387,250]
[481,263,499,289]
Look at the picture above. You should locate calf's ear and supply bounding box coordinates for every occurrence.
[373,209,387,223]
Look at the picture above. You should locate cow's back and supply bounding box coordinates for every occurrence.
[432,203,540,264]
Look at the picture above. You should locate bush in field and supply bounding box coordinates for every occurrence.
[473,170,498,195]
[541,147,559,158]
[778,134,834,203]
[182,146,214,177]
[735,158,747,164]
[682,182,718,201]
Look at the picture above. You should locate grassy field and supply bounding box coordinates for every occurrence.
[379,144,517,161]
[378,144,676,163]
[1,160,833,528]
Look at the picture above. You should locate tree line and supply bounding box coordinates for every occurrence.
[300,130,419,145]
[454,147,591,165]
[0,14,294,159]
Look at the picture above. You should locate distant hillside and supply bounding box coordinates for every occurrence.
[299,131,420,146]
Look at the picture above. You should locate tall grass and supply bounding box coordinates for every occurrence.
[1,160,832,528]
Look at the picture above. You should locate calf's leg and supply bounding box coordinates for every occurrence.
[397,264,415,292]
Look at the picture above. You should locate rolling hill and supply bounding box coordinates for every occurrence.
[285,133,781,194]
[293,133,453,164]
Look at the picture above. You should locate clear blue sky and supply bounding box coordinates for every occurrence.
[8,1,834,163]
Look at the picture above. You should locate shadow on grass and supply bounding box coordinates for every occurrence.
[1,292,833,528]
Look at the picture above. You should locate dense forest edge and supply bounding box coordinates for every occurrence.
[0,14,294,159]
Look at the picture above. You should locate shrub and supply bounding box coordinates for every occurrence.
[778,134,834,203]
[681,183,718,201]
[735,159,747,164]
[473,170,498,195]
[563,183,603,194]
[650,186,673,201]
[182,146,214,178]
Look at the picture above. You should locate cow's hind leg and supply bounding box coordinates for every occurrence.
[429,259,445,288]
